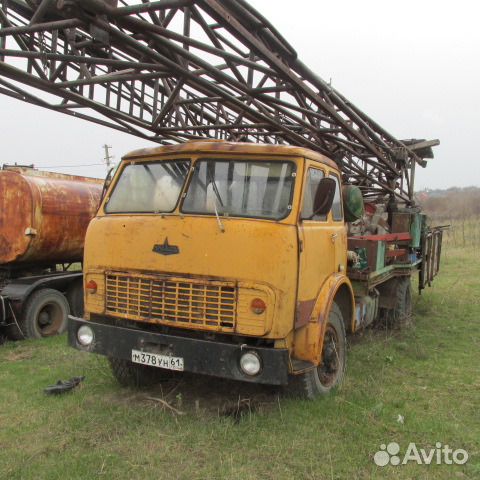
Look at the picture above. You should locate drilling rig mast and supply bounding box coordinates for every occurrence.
[0,0,438,205]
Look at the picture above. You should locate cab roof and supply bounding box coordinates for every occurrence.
[123,140,339,170]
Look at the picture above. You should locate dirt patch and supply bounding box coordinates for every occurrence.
[109,372,282,419]
[3,348,34,362]
[158,373,279,416]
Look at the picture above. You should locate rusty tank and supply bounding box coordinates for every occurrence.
[0,165,103,266]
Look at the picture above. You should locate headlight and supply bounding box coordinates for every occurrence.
[77,325,94,346]
[239,351,262,376]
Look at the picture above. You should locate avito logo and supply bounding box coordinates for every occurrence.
[374,442,469,467]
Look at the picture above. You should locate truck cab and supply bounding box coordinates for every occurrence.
[69,140,435,398]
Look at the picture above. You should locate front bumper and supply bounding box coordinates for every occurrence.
[68,316,289,385]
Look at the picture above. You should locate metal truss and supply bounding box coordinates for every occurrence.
[0,0,438,203]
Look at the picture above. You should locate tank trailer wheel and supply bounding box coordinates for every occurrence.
[108,357,176,388]
[21,288,70,339]
[287,302,347,399]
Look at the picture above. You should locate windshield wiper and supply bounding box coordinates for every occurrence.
[213,200,225,233]
[207,168,226,233]
[143,164,156,183]
[207,171,225,208]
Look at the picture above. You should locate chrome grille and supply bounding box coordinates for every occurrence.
[105,272,236,331]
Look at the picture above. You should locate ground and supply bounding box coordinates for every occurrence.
[0,245,478,479]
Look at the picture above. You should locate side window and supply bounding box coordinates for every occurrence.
[301,168,326,221]
[330,173,343,221]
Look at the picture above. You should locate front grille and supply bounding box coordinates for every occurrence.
[105,272,236,331]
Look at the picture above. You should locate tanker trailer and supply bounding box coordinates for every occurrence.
[0,165,102,340]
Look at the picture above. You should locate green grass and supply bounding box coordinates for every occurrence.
[1,246,479,479]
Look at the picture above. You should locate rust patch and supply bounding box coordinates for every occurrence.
[0,167,102,265]
[294,298,316,329]
[317,280,341,327]
[122,140,339,171]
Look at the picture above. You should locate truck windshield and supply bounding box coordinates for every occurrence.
[182,159,295,220]
[105,160,190,213]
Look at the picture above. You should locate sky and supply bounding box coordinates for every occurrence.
[0,0,479,189]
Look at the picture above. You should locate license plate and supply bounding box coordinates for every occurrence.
[131,349,184,371]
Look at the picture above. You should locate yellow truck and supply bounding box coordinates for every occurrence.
[68,140,443,398]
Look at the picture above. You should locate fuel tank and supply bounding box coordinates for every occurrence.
[0,166,102,265]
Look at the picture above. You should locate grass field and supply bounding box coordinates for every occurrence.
[0,245,478,479]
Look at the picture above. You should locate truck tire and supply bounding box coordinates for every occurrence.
[380,277,412,326]
[286,302,347,399]
[67,280,84,318]
[108,357,175,388]
[20,288,70,339]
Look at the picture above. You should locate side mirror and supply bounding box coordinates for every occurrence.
[312,177,336,217]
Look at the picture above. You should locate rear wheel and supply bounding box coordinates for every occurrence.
[287,302,347,399]
[380,277,412,327]
[109,357,176,388]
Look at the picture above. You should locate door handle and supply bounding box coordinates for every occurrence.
[331,233,338,243]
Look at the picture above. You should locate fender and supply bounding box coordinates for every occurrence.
[292,273,354,366]
[0,272,82,302]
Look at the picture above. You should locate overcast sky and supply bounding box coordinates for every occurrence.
[0,0,478,189]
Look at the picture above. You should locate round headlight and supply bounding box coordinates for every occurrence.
[239,351,262,376]
[77,325,94,346]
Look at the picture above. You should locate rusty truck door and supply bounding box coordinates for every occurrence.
[328,172,348,276]
[296,164,337,327]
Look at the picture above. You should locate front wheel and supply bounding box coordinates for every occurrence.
[287,302,347,399]
[108,357,176,388]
